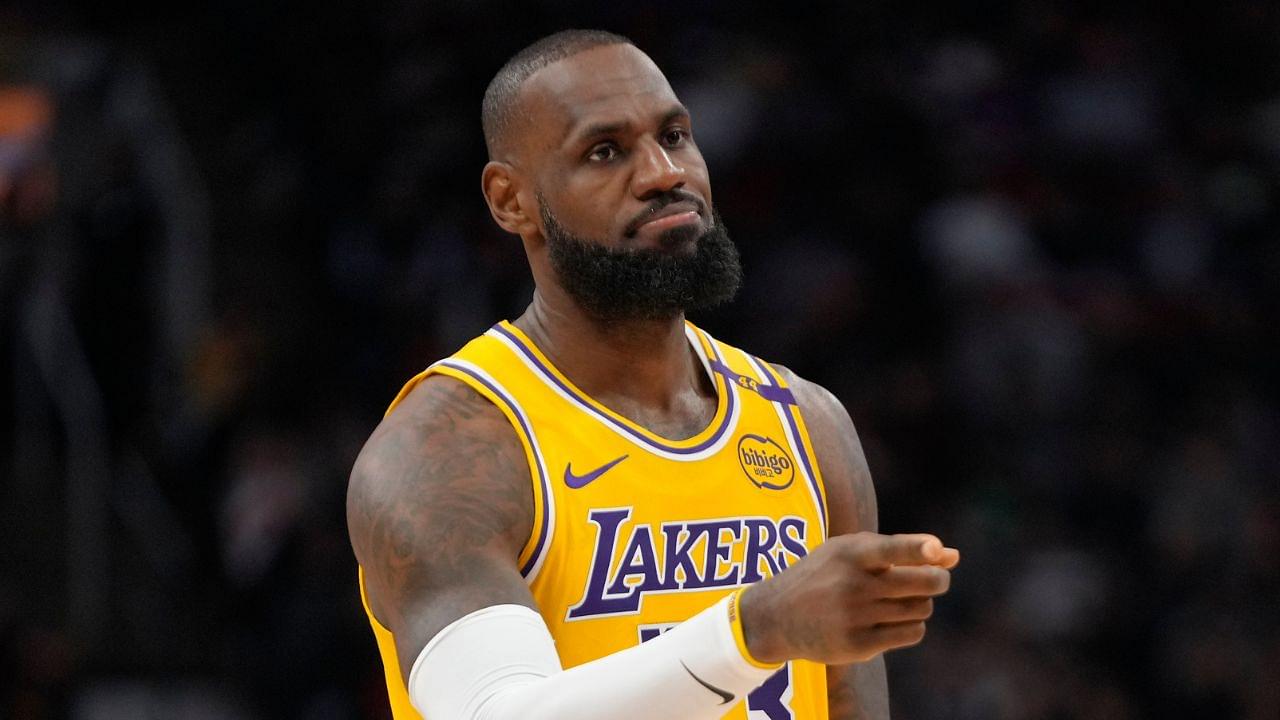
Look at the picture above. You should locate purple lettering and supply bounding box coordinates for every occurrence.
[776,517,808,570]
[660,524,701,589]
[605,526,661,597]
[567,508,638,619]
[686,519,742,589]
[741,518,782,583]
[568,513,811,621]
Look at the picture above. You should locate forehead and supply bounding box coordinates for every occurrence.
[520,44,681,146]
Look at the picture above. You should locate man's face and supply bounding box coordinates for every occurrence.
[519,43,714,249]
[513,44,740,320]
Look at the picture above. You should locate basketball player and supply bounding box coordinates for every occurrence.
[347,30,960,720]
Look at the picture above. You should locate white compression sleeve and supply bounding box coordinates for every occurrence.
[407,595,779,720]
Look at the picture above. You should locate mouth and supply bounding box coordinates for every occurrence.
[626,199,704,238]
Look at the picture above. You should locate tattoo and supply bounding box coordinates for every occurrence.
[347,375,535,676]
[827,658,889,720]
[772,365,879,538]
[827,663,859,719]
[776,365,889,720]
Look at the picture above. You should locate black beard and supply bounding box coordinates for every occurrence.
[540,201,742,324]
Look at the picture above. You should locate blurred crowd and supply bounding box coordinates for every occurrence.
[2,1,1277,718]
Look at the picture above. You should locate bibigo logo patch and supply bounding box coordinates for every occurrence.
[737,434,795,490]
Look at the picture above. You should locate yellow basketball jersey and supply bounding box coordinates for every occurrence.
[360,320,831,719]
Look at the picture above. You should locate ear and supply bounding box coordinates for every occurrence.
[481,161,539,237]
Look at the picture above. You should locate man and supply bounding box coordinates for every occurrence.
[347,29,959,720]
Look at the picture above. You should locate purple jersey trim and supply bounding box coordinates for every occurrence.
[708,359,797,405]
[747,356,828,534]
[491,323,737,456]
[438,359,551,578]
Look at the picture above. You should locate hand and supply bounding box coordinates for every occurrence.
[739,532,959,665]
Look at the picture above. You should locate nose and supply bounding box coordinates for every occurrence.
[630,137,686,199]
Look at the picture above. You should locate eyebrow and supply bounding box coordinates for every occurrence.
[569,104,691,145]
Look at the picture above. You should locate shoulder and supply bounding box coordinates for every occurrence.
[347,373,528,518]
[770,363,878,536]
[346,373,535,619]
[770,364,848,433]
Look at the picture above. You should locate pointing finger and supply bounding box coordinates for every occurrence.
[935,546,960,569]
[854,533,948,570]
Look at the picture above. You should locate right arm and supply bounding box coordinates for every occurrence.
[348,375,780,719]
[347,374,958,719]
[347,374,537,679]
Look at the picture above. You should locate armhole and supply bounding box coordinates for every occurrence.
[427,361,555,583]
[359,566,423,718]
[741,353,831,541]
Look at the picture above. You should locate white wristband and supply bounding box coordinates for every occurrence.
[408,596,778,720]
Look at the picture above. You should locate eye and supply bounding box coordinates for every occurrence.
[662,127,690,147]
[587,142,621,163]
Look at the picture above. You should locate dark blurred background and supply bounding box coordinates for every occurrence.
[2,1,1277,718]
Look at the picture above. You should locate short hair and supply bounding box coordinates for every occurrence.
[482,29,634,160]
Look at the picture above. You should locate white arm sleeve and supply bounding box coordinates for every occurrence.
[407,595,779,720]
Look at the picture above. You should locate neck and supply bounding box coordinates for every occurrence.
[512,287,709,411]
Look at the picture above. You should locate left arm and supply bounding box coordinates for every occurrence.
[777,366,891,720]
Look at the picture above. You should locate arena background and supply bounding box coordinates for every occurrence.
[2,1,1277,718]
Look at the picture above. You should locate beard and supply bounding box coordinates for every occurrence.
[539,197,743,324]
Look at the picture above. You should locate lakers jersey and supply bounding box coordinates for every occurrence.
[361,320,831,719]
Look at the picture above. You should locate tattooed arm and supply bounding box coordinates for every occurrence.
[348,370,949,720]
[779,367,892,720]
[346,374,536,681]
[346,375,791,720]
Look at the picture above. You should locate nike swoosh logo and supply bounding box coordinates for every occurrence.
[564,454,629,489]
[681,660,735,705]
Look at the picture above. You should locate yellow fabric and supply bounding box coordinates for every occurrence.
[361,321,831,719]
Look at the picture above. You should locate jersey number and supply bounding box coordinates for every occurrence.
[747,664,793,720]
